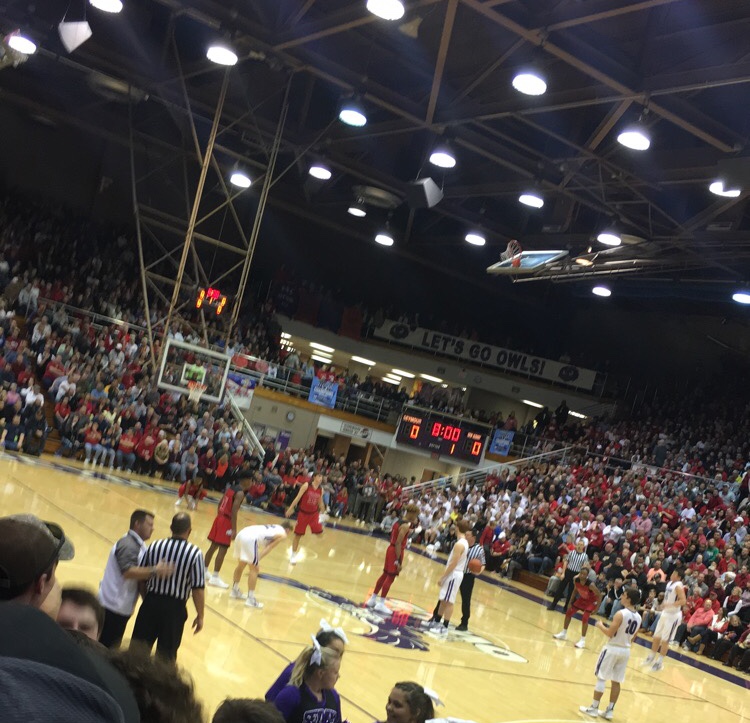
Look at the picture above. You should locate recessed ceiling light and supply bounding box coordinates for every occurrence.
[366,0,405,21]
[617,122,651,151]
[597,230,621,246]
[206,44,238,66]
[89,0,123,12]
[569,410,587,419]
[709,180,741,198]
[392,369,415,378]
[309,163,332,180]
[592,285,612,297]
[429,143,456,169]
[420,373,443,383]
[575,257,594,267]
[6,33,37,54]
[381,376,399,384]
[465,232,486,246]
[310,342,334,353]
[522,399,544,408]
[339,98,367,127]
[519,191,544,208]
[732,291,750,305]
[229,170,251,188]
[351,355,376,365]
[280,332,291,339]
[347,202,367,218]
[512,68,547,96]
[375,232,394,246]
[311,354,334,364]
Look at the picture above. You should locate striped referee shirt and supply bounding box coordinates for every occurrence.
[465,543,487,574]
[565,550,589,573]
[140,537,205,601]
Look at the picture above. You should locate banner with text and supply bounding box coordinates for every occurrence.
[489,429,515,456]
[308,376,339,409]
[226,372,256,410]
[373,321,597,391]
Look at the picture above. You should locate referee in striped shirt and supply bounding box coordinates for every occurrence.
[548,539,589,612]
[131,512,205,660]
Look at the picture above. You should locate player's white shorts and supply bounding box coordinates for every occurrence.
[654,611,682,642]
[594,645,631,683]
[234,530,261,565]
[439,571,463,604]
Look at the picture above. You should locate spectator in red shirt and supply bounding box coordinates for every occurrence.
[116,428,138,471]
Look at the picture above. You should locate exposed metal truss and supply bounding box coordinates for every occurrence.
[1,0,749,299]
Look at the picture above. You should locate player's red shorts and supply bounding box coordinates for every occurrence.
[384,544,403,575]
[208,515,233,546]
[572,597,598,613]
[179,483,208,501]
[294,510,323,536]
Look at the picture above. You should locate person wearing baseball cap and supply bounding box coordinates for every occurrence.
[0,513,75,615]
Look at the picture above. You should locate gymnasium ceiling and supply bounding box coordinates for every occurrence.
[2,0,750,298]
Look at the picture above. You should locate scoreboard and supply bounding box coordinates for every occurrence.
[395,409,489,464]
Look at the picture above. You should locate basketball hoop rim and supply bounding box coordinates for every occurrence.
[186,380,207,403]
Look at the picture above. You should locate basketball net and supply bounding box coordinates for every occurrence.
[186,380,207,404]
[500,239,523,267]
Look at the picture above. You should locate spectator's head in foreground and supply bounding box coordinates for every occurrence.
[213,699,284,723]
[57,587,104,641]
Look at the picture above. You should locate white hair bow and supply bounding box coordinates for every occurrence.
[310,635,323,666]
[422,688,444,707]
[319,618,349,645]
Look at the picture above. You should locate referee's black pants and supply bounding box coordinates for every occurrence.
[459,574,475,627]
[549,568,578,610]
[131,594,188,661]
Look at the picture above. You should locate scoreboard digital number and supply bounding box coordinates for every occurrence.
[195,287,228,316]
[395,411,488,464]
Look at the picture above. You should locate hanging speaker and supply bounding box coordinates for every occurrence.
[58,21,92,53]
[405,177,443,209]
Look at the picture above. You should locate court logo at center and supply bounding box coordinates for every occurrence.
[260,573,526,663]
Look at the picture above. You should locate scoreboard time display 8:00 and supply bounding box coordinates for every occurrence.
[395,411,488,463]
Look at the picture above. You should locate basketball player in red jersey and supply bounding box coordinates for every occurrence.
[553,567,602,648]
[366,504,419,614]
[204,475,253,588]
[285,472,326,565]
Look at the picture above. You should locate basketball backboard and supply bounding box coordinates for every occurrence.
[157,338,231,403]
[486,249,569,275]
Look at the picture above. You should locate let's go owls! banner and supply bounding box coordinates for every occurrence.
[374,321,597,391]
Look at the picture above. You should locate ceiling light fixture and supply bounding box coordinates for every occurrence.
[310,342,334,353]
[206,43,238,66]
[229,170,252,188]
[522,399,543,408]
[351,355,376,365]
[519,190,544,208]
[512,67,547,96]
[709,180,741,198]
[89,0,123,12]
[597,229,621,246]
[311,354,334,364]
[575,257,594,267]
[381,377,399,385]
[617,121,651,151]
[420,373,443,383]
[347,201,367,217]
[280,332,291,339]
[375,231,394,247]
[465,232,486,246]
[569,410,587,419]
[592,285,612,297]
[392,369,415,378]
[429,142,457,169]
[732,291,750,305]
[366,0,405,21]
[308,163,332,180]
[338,97,367,127]
[6,32,37,55]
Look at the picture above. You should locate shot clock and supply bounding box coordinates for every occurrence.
[195,287,228,316]
[395,410,489,464]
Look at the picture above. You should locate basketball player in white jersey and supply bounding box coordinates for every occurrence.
[642,566,686,671]
[230,521,294,608]
[579,585,641,720]
[430,519,472,635]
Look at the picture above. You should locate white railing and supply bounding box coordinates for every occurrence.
[402,446,573,496]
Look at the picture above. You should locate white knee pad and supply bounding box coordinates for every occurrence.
[595,679,606,693]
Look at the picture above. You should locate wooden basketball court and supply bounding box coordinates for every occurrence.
[2,453,747,723]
